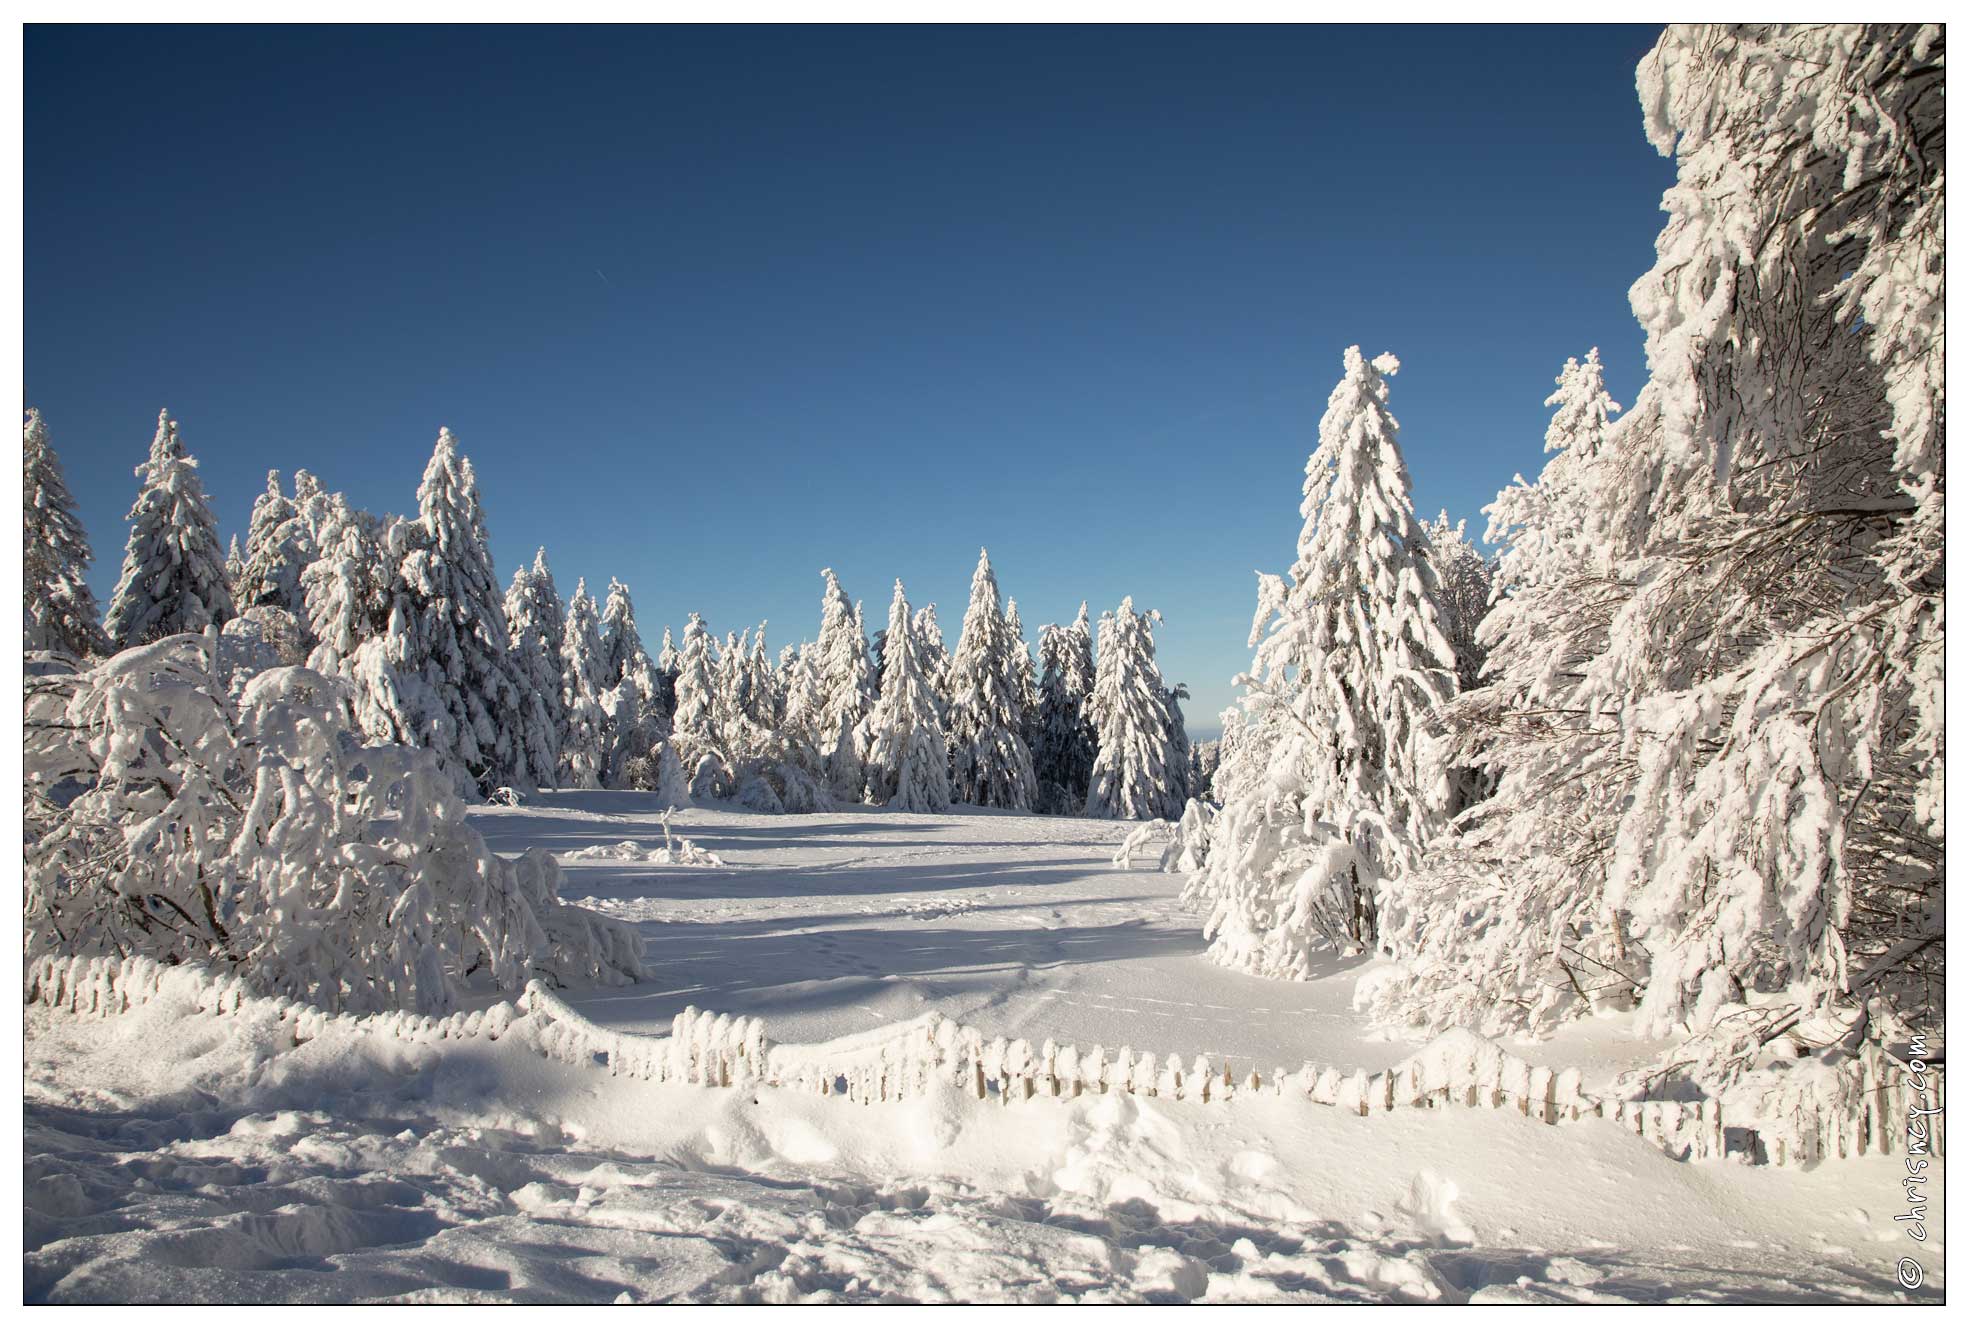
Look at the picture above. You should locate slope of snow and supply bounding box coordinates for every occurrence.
[24,988,1941,1304]
[471,794,1674,1085]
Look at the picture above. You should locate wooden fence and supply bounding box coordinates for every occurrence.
[26,953,1939,1169]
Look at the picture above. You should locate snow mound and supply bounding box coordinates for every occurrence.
[563,839,727,868]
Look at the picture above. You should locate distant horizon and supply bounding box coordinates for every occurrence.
[26,24,1676,724]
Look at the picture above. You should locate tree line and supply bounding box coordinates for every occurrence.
[23,413,1204,820]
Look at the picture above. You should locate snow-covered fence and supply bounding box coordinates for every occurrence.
[23,952,526,1045]
[28,954,1937,1170]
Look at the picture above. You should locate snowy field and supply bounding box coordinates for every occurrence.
[475,794,1673,1085]
[23,796,1942,1304]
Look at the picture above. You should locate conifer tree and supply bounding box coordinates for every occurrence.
[864,581,951,812]
[652,625,681,719]
[813,569,878,803]
[1032,603,1098,815]
[505,548,569,789]
[1422,511,1494,693]
[105,409,236,648]
[1163,681,1193,803]
[599,577,665,785]
[915,602,950,717]
[301,494,390,676]
[1192,348,1458,971]
[944,549,1038,809]
[348,430,528,796]
[23,409,107,657]
[239,470,317,618]
[1085,598,1184,821]
[224,535,247,608]
[558,578,610,789]
[1004,597,1038,746]
[669,612,723,792]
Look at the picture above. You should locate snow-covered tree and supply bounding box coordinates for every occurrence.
[300,494,391,676]
[24,633,642,1014]
[669,612,723,794]
[504,548,568,789]
[23,409,107,657]
[599,579,659,702]
[915,602,951,716]
[347,430,528,797]
[105,410,236,648]
[1423,511,1494,692]
[598,577,667,786]
[1032,604,1098,815]
[238,470,319,622]
[812,569,879,803]
[777,639,829,761]
[863,581,951,812]
[1190,737,1220,801]
[1358,353,1633,1038]
[944,549,1038,809]
[1004,597,1039,742]
[1191,348,1459,973]
[1085,597,1185,821]
[223,536,247,607]
[652,625,681,719]
[728,624,828,814]
[1162,681,1193,804]
[556,580,610,789]
[1370,25,1944,1063]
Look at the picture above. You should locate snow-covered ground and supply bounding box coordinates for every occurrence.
[23,796,1944,1303]
[473,794,1672,1085]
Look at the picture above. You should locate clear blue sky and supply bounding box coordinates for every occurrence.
[25,24,1674,737]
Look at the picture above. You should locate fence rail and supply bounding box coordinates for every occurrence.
[26,953,1939,1169]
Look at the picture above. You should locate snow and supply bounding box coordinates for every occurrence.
[469,796,1677,1088]
[24,920,1942,1304]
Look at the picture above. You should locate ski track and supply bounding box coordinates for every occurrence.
[22,794,1944,1304]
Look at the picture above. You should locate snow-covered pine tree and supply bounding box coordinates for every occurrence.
[598,577,666,786]
[1371,26,1944,1062]
[813,569,879,803]
[944,549,1038,809]
[668,612,724,795]
[1163,681,1193,804]
[557,578,610,789]
[23,409,107,657]
[863,581,951,812]
[1032,603,1098,815]
[778,639,828,760]
[1003,597,1039,745]
[599,578,659,703]
[105,409,236,648]
[223,536,247,608]
[915,602,951,717]
[238,470,318,620]
[728,624,827,813]
[504,548,569,789]
[652,625,680,719]
[1423,511,1494,692]
[711,628,751,765]
[1084,597,1185,821]
[239,471,295,606]
[1192,348,1459,973]
[301,494,391,676]
[1190,737,1218,801]
[348,430,529,797]
[1360,350,1638,1036]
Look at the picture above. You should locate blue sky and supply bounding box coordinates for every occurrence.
[25,24,1674,736]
